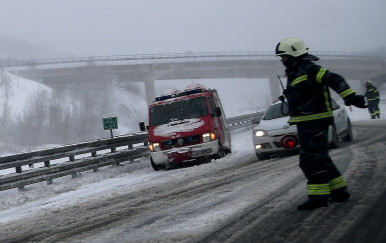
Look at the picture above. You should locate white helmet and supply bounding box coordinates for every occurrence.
[275,38,309,57]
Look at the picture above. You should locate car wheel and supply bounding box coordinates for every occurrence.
[256,153,269,160]
[342,119,353,142]
[329,126,339,149]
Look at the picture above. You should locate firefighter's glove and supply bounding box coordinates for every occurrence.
[282,89,288,97]
[344,94,367,108]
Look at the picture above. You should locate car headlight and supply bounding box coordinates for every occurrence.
[254,130,266,137]
[202,132,216,143]
[255,144,262,150]
[149,142,161,152]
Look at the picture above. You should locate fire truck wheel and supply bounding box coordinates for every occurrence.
[150,157,164,171]
[214,144,225,160]
[225,147,232,154]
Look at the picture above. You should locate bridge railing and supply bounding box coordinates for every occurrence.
[1,51,273,68]
[2,51,385,68]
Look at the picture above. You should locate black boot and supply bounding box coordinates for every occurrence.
[297,195,329,210]
[330,187,350,203]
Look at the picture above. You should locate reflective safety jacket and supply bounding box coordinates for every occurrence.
[365,83,380,102]
[284,61,354,124]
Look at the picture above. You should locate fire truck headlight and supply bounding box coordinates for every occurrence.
[202,132,216,143]
[149,143,161,152]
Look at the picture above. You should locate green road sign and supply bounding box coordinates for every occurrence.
[103,117,118,130]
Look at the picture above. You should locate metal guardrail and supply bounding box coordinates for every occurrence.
[227,112,264,128]
[1,51,385,68]
[0,133,149,191]
[0,113,262,191]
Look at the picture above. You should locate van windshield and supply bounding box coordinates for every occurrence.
[150,97,208,126]
[263,102,289,120]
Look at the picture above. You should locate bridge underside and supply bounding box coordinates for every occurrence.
[11,58,386,105]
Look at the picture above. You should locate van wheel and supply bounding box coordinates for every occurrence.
[198,156,212,164]
[150,157,161,171]
[214,144,225,160]
[329,126,339,149]
[342,119,353,142]
[225,146,232,154]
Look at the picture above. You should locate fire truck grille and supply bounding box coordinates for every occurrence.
[162,135,201,149]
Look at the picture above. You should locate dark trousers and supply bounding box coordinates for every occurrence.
[368,100,380,118]
[296,123,344,196]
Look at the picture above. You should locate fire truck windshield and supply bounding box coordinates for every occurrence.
[150,97,208,127]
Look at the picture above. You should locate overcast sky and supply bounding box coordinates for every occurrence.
[1,0,386,57]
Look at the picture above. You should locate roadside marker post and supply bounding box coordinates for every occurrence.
[103,117,118,139]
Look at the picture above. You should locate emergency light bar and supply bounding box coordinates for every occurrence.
[155,88,205,101]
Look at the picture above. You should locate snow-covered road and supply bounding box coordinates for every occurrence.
[1,117,386,242]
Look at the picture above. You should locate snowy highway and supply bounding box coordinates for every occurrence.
[1,116,386,242]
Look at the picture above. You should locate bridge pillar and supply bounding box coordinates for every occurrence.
[144,80,155,105]
[269,76,283,103]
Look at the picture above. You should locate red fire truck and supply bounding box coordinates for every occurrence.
[140,85,232,170]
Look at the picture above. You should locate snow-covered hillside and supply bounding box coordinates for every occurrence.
[0,72,52,115]
[0,71,148,153]
[1,72,148,133]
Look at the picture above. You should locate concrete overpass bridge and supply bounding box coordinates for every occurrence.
[3,51,386,104]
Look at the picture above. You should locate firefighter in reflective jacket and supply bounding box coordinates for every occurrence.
[275,38,367,210]
[364,80,380,119]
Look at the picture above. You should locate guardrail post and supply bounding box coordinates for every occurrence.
[111,147,116,153]
[128,144,134,162]
[16,166,22,173]
[92,150,98,171]
[90,150,99,171]
[18,186,26,191]
[44,160,50,167]
[16,166,26,191]
[69,155,75,162]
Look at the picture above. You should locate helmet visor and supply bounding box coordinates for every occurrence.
[275,42,285,56]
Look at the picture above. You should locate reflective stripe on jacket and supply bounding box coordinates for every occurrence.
[285,61,353,124]
[365,84,380,102]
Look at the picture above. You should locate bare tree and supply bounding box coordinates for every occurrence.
[0,71,15,153]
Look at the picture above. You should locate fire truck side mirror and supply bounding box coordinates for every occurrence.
[214,107,222,117]
[139,122,147,131]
